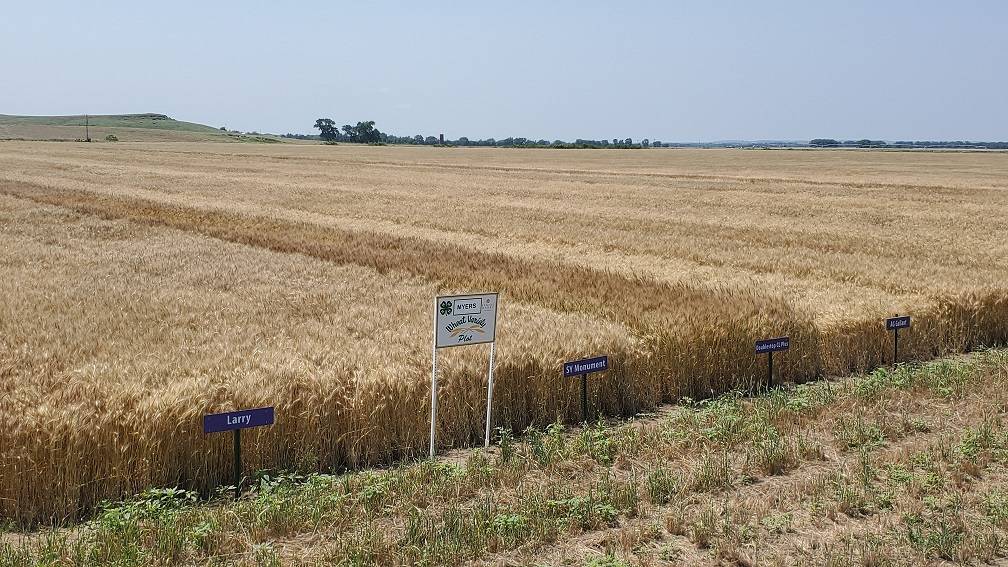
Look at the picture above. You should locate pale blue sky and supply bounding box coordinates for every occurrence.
[2,1,1005,141]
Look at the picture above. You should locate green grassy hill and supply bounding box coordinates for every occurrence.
[0,113,284,143]
[0,113,221,133]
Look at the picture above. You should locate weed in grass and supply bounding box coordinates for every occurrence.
[490,513,529,547]
[966,526,1002,564]
[528,422,569,468]
[858,533,890,567]
[871,484,896,511]
[901,411,931,434]
[833,473,870,517]
[855,365,913,399]
[696,394,748,448]
[957,419,996,463]
[549,496,618,530]
[646,466,680,506]
[984,490,1008,528]
[658,543,683,562]
[252,542,281,567]
[905,511,965,561]
[665,501,688,537]
[834,413,886,449]
[761,512,794,535]
[577,421,617,465]
[857,447,877,489]
[804,472,832,517]
[690,504,718,549]
[497,427,515,464]
[690,452,734,492]
[586,552,631,567]
[922,360,973,399]
[749,427,797,476]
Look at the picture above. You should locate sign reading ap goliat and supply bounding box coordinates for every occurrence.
[434,293,498,348]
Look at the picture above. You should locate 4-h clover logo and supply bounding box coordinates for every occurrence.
[439,300,453,316]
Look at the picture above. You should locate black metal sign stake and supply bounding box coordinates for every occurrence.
[754,337,790,392]
[233,429,241,501]
[563,356,609,424]
[204,406,275,502]
[885,316,911,364]
[767,351,774,390]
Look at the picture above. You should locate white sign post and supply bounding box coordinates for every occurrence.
[430,292,499,457]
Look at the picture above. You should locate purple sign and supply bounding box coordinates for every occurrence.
[203,407,274,434]
[755,337,790,354]
[564,355,609,377]
[886,316,911,330]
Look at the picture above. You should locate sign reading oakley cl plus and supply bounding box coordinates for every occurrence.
[434,293,498,348]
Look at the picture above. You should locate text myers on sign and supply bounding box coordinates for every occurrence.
[434,293,498,348]
[563,355,609,378]
[203,407,275,434]
[886,316,911,330]
[755,337,790,354]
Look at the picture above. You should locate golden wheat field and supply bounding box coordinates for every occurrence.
[1,141,1007,525]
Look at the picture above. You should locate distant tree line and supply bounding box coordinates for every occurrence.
[810,138,1008,149]
[287,121,1008,150]
[296,118,669,148]
[313,119,383,144]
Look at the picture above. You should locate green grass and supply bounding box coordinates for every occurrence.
[0,113,221,133]
[0,114,287,143]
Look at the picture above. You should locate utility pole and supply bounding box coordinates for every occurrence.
[85,114,91,142]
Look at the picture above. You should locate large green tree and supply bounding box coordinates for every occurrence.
[313,118,338,142]
[354,121,380,143]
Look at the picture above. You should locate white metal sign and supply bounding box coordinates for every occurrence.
[434,293,498,348]
[430,292,500,457]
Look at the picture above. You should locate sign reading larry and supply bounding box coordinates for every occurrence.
[203,406,274,501]
[203,406,275,434]
[434,293,498,348]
